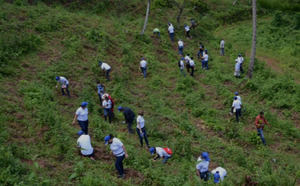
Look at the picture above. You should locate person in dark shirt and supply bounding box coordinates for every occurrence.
[118,106,135,134]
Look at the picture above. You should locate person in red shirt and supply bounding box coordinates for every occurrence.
[255,111,271,145]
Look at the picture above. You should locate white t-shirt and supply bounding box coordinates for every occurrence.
[232,100,242,109]
[110,138,125,157]
[184,56,191,63]
[77,135,93,156]
[179,60,185,70]
[102,99,112,109]
[211,167,227,181]
[76,107,88,121]
[237,57,244,64]
[196,160,209,173]
[203,54,209,61]
[184,25,190,32]
[235,62,240,71]
[156,147,170,158]
[58,76,69,85]
[140,60,147,68]
[137,115,145,128]
[178,40,184,47]
[236,96,242,104]
[101,63,111,71]
[220,40,225,48]
[189,59,195,67]
[168,25,174,33]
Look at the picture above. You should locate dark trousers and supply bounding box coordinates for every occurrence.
[105,69,111,81]
[200,171,209,181]
[140,67,147,78]
[104,108,113,123]
[220,48,225,56]
[257,128,266,145]
[190,66,194,76]
[61,84,70,96]
[235,108,242,122]
[186,31,190,38]
[202,60,208,70]
[169,33,174,41]
[240,63,244,73]
[178,46,183,55]
[98,94,103,105]
[78,120,88,134]
[197,50,203,59]
[186,64,190,73]
[115,155,125,176]
[127,119,134,133]
[136,127,149,147]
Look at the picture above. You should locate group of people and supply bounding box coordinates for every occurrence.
[53,20,272,182]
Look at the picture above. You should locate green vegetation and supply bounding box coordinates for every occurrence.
[1,0,299,185]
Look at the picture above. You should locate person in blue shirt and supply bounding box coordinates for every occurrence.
[96,81,105,104]
[196,152,210,181]
[118,106,135,134]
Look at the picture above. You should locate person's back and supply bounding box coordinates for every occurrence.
[235,62,240,71]
[101,63,111,71]
[232,99,241,109]
[123,107,135,121]
[168,24,174,33]
[77,134,93,155]
[59,76,69,85]
[156,147,170,158]
[140,60,147,68]
[220,40,225,48]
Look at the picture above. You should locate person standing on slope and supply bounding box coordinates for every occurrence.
[96,81,105,105]
[56,76,70,97]
[184,24,191,38]
[118,106,135,134]
[237,54,244,73]
[234,59,241,78]
[178,57,186,77]
[102,96,113,123]
[178,39,184,55]
[136,111,150,148]
[185,54,191,73]
[197,43,205,59]
[168,22,175,42]
[189,57,195,77]
[255,111,271,145]
[149,147,172,164]
[220,39,225,56]
[72,102,89,134]
[231,96,242,122]
[98,61,111,81]
[77,130,95,160]
[104,134,128,179]
[234,92,242,105]
[140,57,147,78]
[201,50,209,70]
[196,152,210,181]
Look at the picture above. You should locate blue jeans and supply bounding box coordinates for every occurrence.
[197,50,203,59]
[169,33,174,41]
[201,60,208,69]
[257,128,266,145]
[136,127,149,147]
[162,155,171,164]
[220,48,225,56]
[140,67,147,78]
[105,69,111,81]
[178,46,183,55]
[235,108,241,122]
[78,120,88,134]
[104,108,112,123]
[115,155,125,176]
[200,171,210,181]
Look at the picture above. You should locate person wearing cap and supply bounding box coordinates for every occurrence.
[197,43,205,59]
[220,39,225,56]
[102,96,113,123]
[234,92,242,105]
[104,134,128,178]
[72,102,89,134]
[153,28,160,37]
[231,96,242,122]
[201,50,209,70]
[211,167,227,183]
[255,111,271,145]
[98,61,111,81]
[136,111,149,148]
[178,39,184,55]
[237,54,244,73]
[168,22,175,42]
[234,59,241,78]
[77,130,95,160]
[55,76,70,97]
[118,106,135,134]
[189,57,195,77]
[184,24,191,38]
[140,57,147,78]
[196,152,210,181]
[178,57,186,77]
[184,54,191,73]
[149,147,172,164]
[97,81,105,105]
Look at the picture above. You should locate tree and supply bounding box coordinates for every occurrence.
[175,0,187,24]
[141,0,151,35]
[247,0,257,79]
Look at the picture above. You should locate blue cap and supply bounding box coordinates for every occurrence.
[234,96,237,100]
[201,152,210,161]
[149,147,155,155]
[235,92,239,95]
[118,106,123,111]
[56,76,60,80]
[77,130,84,136]
[98,61,103,66]
[214,171,220,183]
[81,102,88,107]
[104,135,111,145]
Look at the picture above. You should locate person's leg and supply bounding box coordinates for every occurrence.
[142,127,149,147]
[136,128,143,147]
[240,63,244,73]
[201,60,205,69]
[258,128,266,145]
[115,156,122,176]
[162,156,170,164]
[205,61,208,70]
[186,65,190,73]
[108,109,112,123]
[66,84,70,97]
[191,66,194,76]
[78,121,85,132]
[61,87,65,96]
[98,94,102,104]
[104,109,108,121]
[84,120,89,134]
[235,109,239,122]
[105,69,110,81]
[143,67,147,78]
[119,155,125,176]
[127,120,133,133]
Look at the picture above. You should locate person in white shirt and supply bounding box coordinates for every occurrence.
[140,57,147,78]
[136,111,149,148]
[231,96,242,122]
[234,92,242,105]
[237,54,244,73]
[196,152,210,181]
[211,167,227,182]
[234,60,241,78]
[184,24,190,38]
[104,134,128,178]
[72,102,89,134]
[168,22,175,42]
[185,54,191,73]
[189,57,195,77]
[102,96,113,123]
[56,76,70,97]
[220,39,225,56]
[98,61,111,81]
[178,57,186,77]
[178,39,184,55]
[149,147,172,164]
[77,130,94,160]
[201,50,209,70]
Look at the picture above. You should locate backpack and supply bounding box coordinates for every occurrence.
[163,147,173,155]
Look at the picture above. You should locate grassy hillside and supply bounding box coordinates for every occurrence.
[1,0,300,185]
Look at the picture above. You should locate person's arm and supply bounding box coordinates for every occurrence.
[137,119,142,134]
[122,145,128,158]
[153,154,160,160]
[72,114,78,125]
